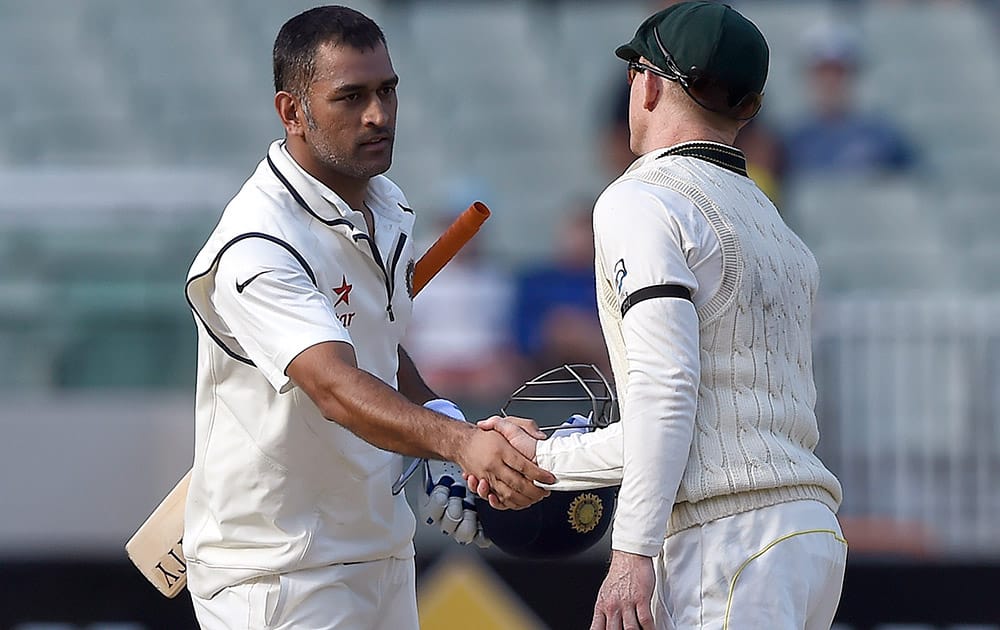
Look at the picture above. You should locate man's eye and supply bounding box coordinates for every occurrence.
[379,86,397,97]
[342,93,361,102]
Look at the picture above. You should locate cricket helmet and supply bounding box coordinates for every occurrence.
[476,364,619,559]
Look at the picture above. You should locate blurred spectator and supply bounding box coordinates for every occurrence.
[405,209,521,404]
[599,0,692,178]
[510,200,609,376]
[599,83,635,178]
[736,117,788,205]
[783,21,917,178]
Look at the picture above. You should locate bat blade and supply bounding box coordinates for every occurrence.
[125,471,191,597]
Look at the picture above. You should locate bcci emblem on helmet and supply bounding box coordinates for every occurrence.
[475,364,620,559]
[476,486,617,560]
[568,492,605,533]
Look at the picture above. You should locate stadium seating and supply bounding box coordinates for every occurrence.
[0,0,997,377]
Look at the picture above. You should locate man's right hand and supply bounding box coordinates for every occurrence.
[455,416,554,510]
[465,414,590,503]
[462,416,551,509]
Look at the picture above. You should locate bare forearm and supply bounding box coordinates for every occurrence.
[321,367,469,459]
[288,342,470,461]
[288,342,556,508]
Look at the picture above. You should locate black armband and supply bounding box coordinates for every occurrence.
[620,284,692,317]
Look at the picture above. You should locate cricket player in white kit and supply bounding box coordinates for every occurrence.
[182,6,553,629]
[470,3,847,629]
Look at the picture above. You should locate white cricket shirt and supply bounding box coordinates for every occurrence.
[183,140,418,598]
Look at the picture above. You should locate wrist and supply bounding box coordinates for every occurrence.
[439,421,477,465]
[611,549,653,564]
[611,538,661,559]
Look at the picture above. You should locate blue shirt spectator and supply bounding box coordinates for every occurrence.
[512,265,598,359]
[510,205,609,374]
[784,21,917,178]
[785,113,915,176]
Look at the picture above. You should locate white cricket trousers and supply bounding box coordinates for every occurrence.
[652,499,847,630]
[190,557,418,630]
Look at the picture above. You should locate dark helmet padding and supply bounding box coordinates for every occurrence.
[476,487,618,559]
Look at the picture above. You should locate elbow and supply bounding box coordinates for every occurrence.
[307,363,370,428]
[311,383,352,424]
[285,341,362,426]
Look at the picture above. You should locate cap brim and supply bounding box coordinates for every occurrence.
[615,43,640,61]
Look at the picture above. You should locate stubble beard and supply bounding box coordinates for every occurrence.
[304,108,393,179]
[315,143,392,179]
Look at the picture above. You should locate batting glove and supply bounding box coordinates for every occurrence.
[419,399,490,548]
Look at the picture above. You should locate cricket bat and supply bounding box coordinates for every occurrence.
[126,201,492,597]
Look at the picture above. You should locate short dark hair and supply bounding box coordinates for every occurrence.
[273,5,386,96]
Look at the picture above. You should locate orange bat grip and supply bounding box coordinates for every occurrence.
[411,201,491,295]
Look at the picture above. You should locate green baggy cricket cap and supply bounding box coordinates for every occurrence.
[616,2,769,108]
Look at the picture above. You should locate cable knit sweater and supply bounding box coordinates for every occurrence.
[535,143,842,553]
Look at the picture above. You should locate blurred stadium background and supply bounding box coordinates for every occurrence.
[1,0,999,628]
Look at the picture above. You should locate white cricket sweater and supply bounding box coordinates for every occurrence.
[536,142,842,554]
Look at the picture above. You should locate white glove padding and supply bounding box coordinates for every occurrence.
[551,413,591,438]
[419,399,491,548]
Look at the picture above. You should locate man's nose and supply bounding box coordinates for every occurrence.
[363,95,389,127]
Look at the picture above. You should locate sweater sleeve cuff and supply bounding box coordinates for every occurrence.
[610,531,663,558]
[532,425,625,490]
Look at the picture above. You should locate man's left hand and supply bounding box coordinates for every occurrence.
[420,399,491,547]
[591,550,656,630]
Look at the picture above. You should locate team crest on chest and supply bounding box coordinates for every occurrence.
[405,258,416,299]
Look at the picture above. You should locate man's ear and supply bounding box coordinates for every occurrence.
[642,71,661,112]
[275,91,306,137]
[733,92,764,122]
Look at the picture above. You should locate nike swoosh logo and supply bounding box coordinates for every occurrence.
[236,270,273,293]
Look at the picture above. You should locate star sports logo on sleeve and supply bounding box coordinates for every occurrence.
[332,275,353,306]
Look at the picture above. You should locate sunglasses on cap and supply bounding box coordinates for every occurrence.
[626,28,763,121]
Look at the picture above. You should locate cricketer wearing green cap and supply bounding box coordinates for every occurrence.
[616,1,769,121]
[474,3,848,629]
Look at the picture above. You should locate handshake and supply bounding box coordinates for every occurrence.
[413,399,589,547]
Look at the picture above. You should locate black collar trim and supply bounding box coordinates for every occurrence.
[657,142,748,177]
[266,153,356,230]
